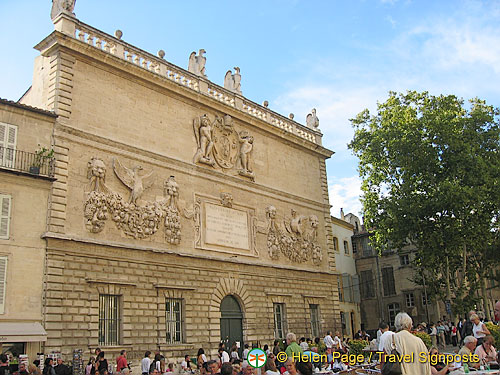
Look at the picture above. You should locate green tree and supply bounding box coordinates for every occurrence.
[348,91,500,318]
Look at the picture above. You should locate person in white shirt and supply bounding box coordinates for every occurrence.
[219,348,230,364]
[376,322,387,347]
[230,344,239,363]
[180,355,191,372]
[323,331,334,349]
[242,344,250,365]
[141,351,152,375]
[378,323,395,357]
[333,331,343,350]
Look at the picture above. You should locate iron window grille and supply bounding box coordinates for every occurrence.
[98,294,121,346]
[166,298,184,344]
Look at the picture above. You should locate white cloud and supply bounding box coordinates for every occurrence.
[329,176,363,217]
[386,15,397,28]
[392,3,500,76]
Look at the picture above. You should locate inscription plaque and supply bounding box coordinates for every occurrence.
[205,203,249,250]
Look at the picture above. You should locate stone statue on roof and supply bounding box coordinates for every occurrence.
[188,49,207,77]
[224,67,242,95]
[51,0,76,20]
[306,108,320,129]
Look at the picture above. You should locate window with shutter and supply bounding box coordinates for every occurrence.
[0,123,18,168]
[360,270,375,298]
[352,274,361,303]
[382,267,396,296]
[0,256,7,314]
[342,273,352,302]
[0,195,11,239]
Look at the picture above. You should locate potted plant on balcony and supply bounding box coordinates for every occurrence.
[30,147,54,175]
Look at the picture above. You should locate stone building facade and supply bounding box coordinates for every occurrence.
[0,99,56,360]
[350,221,441,334]
[17,6,340,362]
[331,212,360,339]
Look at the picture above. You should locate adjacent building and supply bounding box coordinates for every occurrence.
[331,210,360,339]
[0,99,56,360]
[350,216,441,334]
[11,5,341,362]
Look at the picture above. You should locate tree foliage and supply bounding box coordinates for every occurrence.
[349,91,500,315]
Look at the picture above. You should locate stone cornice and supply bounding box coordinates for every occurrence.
[34,28,333,159]
[85,277,137,287]
[153,285,196,290]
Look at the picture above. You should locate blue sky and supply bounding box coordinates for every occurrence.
[2,0,500,218]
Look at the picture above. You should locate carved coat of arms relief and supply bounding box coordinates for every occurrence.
[193,113,255,181]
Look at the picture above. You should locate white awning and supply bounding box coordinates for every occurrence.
[0,322,47,342]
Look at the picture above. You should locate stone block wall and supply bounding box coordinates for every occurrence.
[43,238,340,363]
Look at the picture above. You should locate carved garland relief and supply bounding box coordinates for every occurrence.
[83,157,181,243]
[265,206,323,265]
[83,160,322,264]
[193,113,255,181]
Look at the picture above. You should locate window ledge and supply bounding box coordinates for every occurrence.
[88,345,134,350]
[157,344,195,351]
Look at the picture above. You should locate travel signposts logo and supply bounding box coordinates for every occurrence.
[248,348,267,368]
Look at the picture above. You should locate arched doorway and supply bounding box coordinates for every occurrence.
[220,295,244,354]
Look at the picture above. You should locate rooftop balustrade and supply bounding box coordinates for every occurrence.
[53,15,323,146]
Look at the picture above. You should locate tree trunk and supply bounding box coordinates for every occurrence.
[445,256,454,321]
[481,278,491,321]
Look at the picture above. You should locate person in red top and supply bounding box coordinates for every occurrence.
[116,351,128,373]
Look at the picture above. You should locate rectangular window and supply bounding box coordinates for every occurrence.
[0,195,11,240]
[0,123,18,169]
[382,267,396,296]
[388,303,400,328]
[422,293,430,306]
[337,278,343,302]
[343,241,349,255]
[0,256,7,314]
[352,240,357,254]
[310,304,320,337]
[352,274,361,303]
[166,298,184,344]
[405,292,415,308]
[340,312,346,335]
[342,273,352,302]
[273,303,287,339]
[333,237,339,252]
[362,237,372,256]
[360,270,375,298]
[98,294,120,346]
[400,254,410,266]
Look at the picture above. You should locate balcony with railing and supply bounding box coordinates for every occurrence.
[0,146,55,179]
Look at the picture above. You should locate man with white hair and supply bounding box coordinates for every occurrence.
[459,336,480,369]
[494,300,500,323]
[285,332,303,360]
[393,312,431,375]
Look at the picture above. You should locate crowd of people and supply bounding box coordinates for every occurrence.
[375,308,499,375]
[1,301,498,375]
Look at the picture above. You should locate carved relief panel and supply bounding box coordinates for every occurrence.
[83,157,181,243]
[193,113,255,181]
[263,206,323,265]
